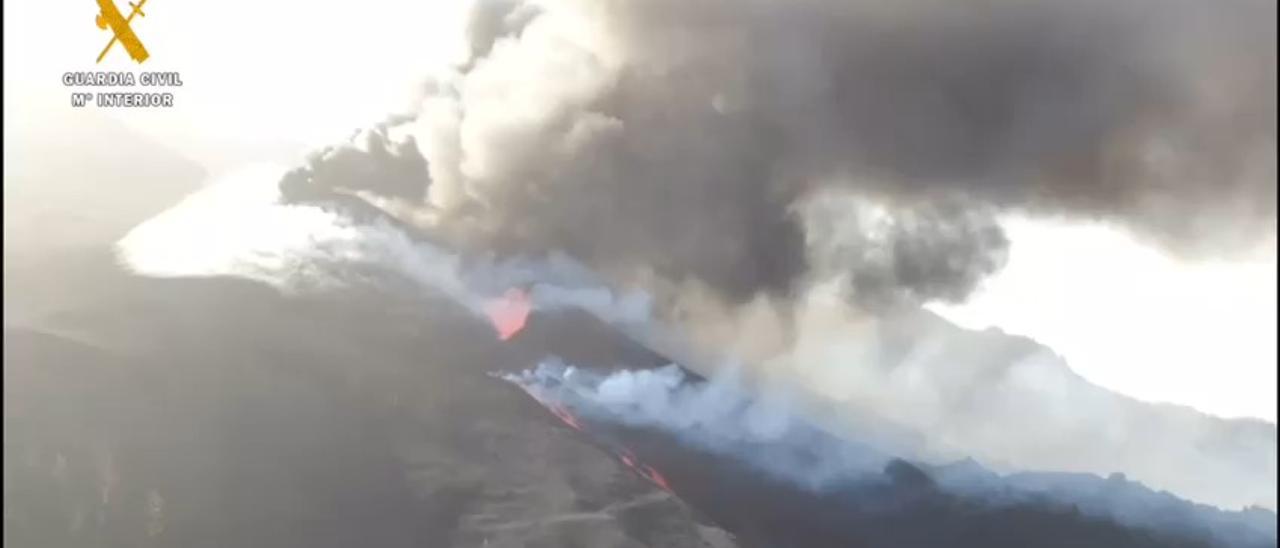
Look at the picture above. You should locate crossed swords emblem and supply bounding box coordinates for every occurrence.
[95,0,149,63]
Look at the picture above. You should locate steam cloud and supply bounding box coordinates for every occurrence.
[504,360,892,490]
[284,0,1275,308]
[504,360,1278,547]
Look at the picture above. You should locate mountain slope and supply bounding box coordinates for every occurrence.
[2,258,734,548]
[847,306,1279,511]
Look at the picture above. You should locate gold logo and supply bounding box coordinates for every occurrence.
[95,0,149,64]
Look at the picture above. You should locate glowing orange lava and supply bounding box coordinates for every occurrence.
[618,448,675,493]
[640,464,674,493]
[548,402,585,432]
[485,288,532,340]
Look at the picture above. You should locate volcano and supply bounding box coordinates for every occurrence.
[5,173,1275,547]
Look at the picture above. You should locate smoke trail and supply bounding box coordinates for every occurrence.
[502,360,893,490]
[504,360,1277,548]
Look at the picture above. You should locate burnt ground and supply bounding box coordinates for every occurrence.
[4,243,1261,548]
[496,313,1228,548]
[3,248,734,548]
[3,108,733,548]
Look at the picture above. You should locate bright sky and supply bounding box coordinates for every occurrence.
[4,0,472,163]
[929,217,1278,422]
[5,1,1276,422]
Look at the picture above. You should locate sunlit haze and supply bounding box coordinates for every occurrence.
[930,217,1277,422]
[5,0,470,164]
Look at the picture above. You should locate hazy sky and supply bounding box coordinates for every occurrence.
[4,0,1275,422]
[4,0,471,167]
[930,218,1277,422]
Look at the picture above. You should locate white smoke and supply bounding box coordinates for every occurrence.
[117,168,1276,512]
[505,359,1277,547]
[682,280,1279,512]
[116,165,655,326]
[503,360,891,491]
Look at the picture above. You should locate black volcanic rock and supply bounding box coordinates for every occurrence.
[885,459,937,492]
[536,400,1223,548]
[2,255,732,548]
[9,242,1262,548]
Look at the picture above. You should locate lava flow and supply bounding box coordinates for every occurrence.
[485,287,532,341]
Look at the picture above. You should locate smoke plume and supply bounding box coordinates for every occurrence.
[129,0,1275,516]
[284,0,1275,308]
[281,124,429,204]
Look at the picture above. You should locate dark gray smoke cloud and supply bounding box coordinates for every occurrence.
[798,191,1010,309]
[280,124,428,204]
[282,0,1276,307]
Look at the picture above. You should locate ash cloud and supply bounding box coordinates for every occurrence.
[257,1,1276,510]
[280,124,428,204]
[797,190,1010,309]
[282,0,1276,308]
